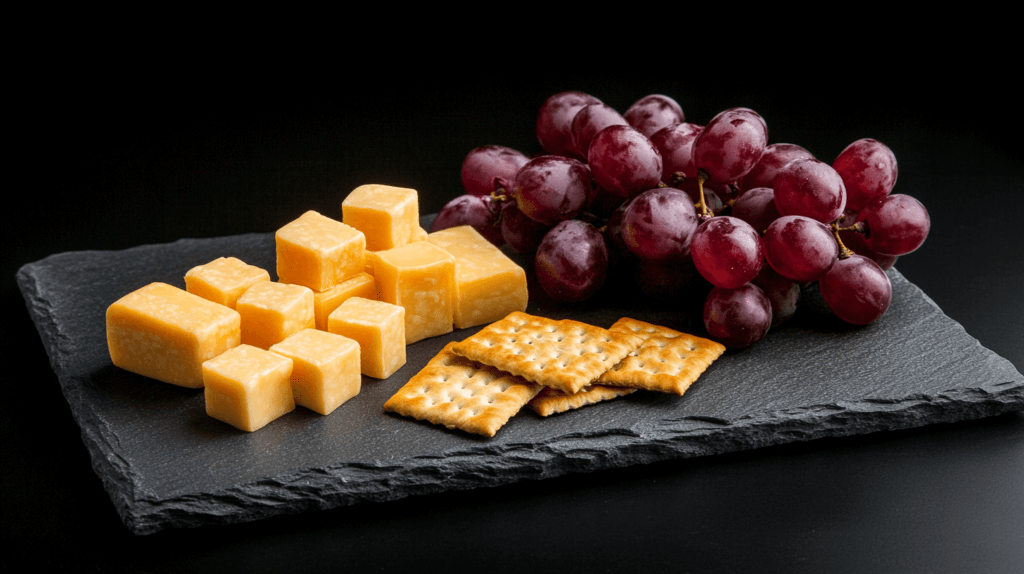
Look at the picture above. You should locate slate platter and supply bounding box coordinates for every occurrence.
[18,222,1024,535]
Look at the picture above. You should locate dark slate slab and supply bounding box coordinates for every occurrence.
[18,223,1024,535]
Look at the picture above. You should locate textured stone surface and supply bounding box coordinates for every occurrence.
[17,221,1023,535]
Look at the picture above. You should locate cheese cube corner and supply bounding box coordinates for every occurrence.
[369,241,455,344]
[328,297,405,379]
[270,329,360,415]
[237,282,315,350]
[184,256,271,309]
[312,272,378,331]
[276,210,366,292]
[203,344,295,432]
[341,184,419,251]
[106,282,240,388]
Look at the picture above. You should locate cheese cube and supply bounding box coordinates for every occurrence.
[184,257,271,309]
[312,272,378,331]
[411,226,428,242]
[237,282,315,350]
[341,184,419,251]
[328,297,405,379]
[276,210,366,292]
[203,344,295,432]
[270,329,360,415]
[369,242,455,344]
[106,282,240,388]
[427,226,529,329]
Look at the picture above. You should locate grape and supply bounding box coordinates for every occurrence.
[833,138,898,211]
[511,156,592,225]
[571,103,628,159]
[703,283,773,348]
[432,194,504,246]
[857,194,930,256]
[691,216,764,289]
[536,91,602,160]
[500,201,551,254]
[773,158,847,224]
[739,143,815,192]
[751,264,800,326]
[675,177,727,214]
[588,125,663,198]
[691,108,768,184]
[836,210,898,270]
[460,145,530,196]
[650,122,703,182]
[534,220,608,302]
[819,254,892,325]
[621,187,699,262]
[624,94,685,138]
[731,186,782,234]
[763,215,838,282]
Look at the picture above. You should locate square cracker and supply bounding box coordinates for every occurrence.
[597,318,726,395]
[450,312,644,395]
[528,385,637,417]
[383,343,541,437]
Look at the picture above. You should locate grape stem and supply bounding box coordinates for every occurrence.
[696,170,711,217]
[490,191,508,202]
[837,221,866,234]
[830,221,855,259]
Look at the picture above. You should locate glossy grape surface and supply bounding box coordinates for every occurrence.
[833,138,898,211]
[837,210,898,270]
[511,156,591,225]
[703,283,773,348]
[819,254,892,325]
[534,220,608,302]
[536,91,601,160]
[773,158,847,224]
[739,143,814,192]
[624,94,685,138]
[588,125,663,199]
[691,216,764,289]
[731,186,782,234]
[500,201,551,254]
[621,187,699,262]
[571,103,628,159]
[763,216,838,282]
[432,194,504,246]
[650,122,703,182]
[751,264,800,326]
[691,108,768,184]
[460,145,530,196]
[857,194,930,256]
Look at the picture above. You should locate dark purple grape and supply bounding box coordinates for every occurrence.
[751,264,800,326]
[731,186,782,234]
[623,94,685,138]
[836,210,898,270]
[588,125,663,198]
[833,138,898,211]
[650,122,704,182]
[621,187,699,262]
[703,283,773,348]
[432,194,504,246]
[571,102,628,159]
[763,216,838,282]
[460,145,530,196]
[857,194,930,256]
[510,156,591,225]
[691,108,768,184]
[691,216,764,289]
[499,201,551,254]
[739,143,815,192]
[773,158,847,224]
[534,220,608,302]
[819,255,892,325]
[536,91,602,160]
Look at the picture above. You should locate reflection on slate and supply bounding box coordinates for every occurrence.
[17,218,1024,535]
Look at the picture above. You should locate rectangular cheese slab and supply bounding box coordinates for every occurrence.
[342,184,419,252]
[106,282,241,388]
[427,226,528,329]
[369,241,455,344]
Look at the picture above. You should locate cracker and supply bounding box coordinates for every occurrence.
[528,385,637,417]
[383,343,541,437]
[450,312,644,395]
[598,318,725,395]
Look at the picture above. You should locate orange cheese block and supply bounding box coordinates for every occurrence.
[328,297,405,379]
[236,282,315,350]
[106,282,241,388]
[184,256,271,309]
[270,329,360,415]
[341,184,419,251]
[312,272,378,331]
[203,344,295,432]
[276,210,366,292]
[427,226,529,329]
[369,241,455,344]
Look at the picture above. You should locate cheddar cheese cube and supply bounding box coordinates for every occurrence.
[312,272,378,331]
[203,344,295,432]
[236,282,315,350]
[341,184,419,251]
[369,241,455,344]
[328,297,405,379]
[411,226,428,242]
[184,256,271,309]
[106,282,240,388]
[427,226,529,329]
[276,210,366,292]
[270,329,360,415]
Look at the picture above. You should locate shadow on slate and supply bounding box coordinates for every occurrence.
[16,216,1024,535]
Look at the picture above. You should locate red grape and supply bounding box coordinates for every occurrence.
[511,156,592,225]
[621,187,699,262]
[731,186,782,234]
[500,201,551,254]
[460,145,530,196]
[819,254,892,325]
[432,194,504,246]
[857,194,930,256]
[833,138,898,211]
[650,122,704,182]
[773,158,847,224]
[751,264,800,326]
[703,283,773,348]
[691,216,765,289]
[571,103,628,159]
[588,125,663,199]
[534,220,608,302]
[536,91,602,160]
[739,143,814,192]
[763,215,838,282]
[691,108,768,184]
[624,94,685,138]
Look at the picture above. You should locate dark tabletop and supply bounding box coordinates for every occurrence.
[6,63,1022,573]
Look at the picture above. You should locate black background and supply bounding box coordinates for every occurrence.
[6,56,1023,573]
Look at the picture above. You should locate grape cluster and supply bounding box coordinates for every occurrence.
[434,91,931,348]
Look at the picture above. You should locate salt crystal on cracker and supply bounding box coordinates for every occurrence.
[450,311,644,395]
[383,343,541,437]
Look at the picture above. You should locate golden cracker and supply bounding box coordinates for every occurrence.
[383,343,541,437]
[450,312,644,395]
[528,385,637,417]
